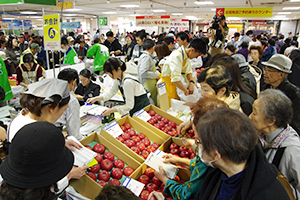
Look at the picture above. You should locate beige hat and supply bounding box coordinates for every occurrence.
[67,36,74,42]
[0,51,7,61]
[262,54,292,74]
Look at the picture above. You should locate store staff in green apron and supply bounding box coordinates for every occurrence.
[87,57,150,116]
[138,39,159,106]
[61,36,80,65]
[16,53,43,89]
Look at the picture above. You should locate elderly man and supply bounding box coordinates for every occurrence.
[262,54,300,135]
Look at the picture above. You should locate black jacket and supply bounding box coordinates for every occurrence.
[288,60,300,88]
[263,78,300,135]
[192,145,290,200]
[75,81,100,106]
[104,38,122,53]
[240,66,256,93]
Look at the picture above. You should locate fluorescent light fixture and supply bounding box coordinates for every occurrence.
[120,4,139,8]
[278,12,291,14]
[172,13,183,15]
[290,0,300,2]
[20,11,37,14]
[211,8,216,11]
[283,7,300,10]
[194,1,214,5]
[36,19,43,21]
[3,18,14,20]
[93,15,97,18]
[185,16,198,20]
[274,15,287,18]
[151,9,166,12]
[227,17,242,20]
[102,11,117,14]
[30,16,42,18]
[65,8,82,12]
[63,14,77,16]
[129,14,141,16]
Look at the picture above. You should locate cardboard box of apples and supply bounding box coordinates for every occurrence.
[133,105,184,139]
[70,132,141,199]
[101,116,168,163]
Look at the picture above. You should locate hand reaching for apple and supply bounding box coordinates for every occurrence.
[65,139,83,152]
[154,166,169,185]
[162,153,179,165]
[67,165,89,180]
[182,138,195,148]
[148,191,165,200]
[177,120,192,135]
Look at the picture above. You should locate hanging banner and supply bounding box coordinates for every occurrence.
[50,1,73,10]
[0,23,9,29]
[170,19,189,28]
[252,21,265,25]
[43,14,61,50]
[216,7,273,18]
[61,22,81,29]
[23,20,32,30]
[0,0,22,4]
[136,15,170,27]
[0,0,56,5]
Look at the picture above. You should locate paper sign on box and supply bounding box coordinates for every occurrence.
[122,177,145,197]
[134,109,151,122]
[102,120,123,138]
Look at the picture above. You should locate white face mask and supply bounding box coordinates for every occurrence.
[61,48,66,53]
[198,145,216,168]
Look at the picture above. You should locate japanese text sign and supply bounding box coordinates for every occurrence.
[99,17,108,26]
[216,7,273,18]
[170,19,189,28]
[43,14,61,50]
[136,15,170,27]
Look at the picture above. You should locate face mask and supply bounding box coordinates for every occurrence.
[198,145,216,168]
[61,48,66,53]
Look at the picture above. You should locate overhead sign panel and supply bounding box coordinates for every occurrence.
[0,23,9,29]
[0,0,56,5]
[99,17,108,26]
[0,0,22,4]
[51,1,73,10]
[170,19,189,28]
[136,15,170,27]
[216,7,273,17]
[62,22,81,29]
[43,14,60,50]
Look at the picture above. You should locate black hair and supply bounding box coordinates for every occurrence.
[103,57,126,74]
[246,30,253,36]
[219,15,226,20]
[268,38,275,46]
[5,39,13,50]
[234,32,240,38]
[61,36,68,46]
[225,44,236,53]
[93,37,101,44]
[79,69,96,81]
[0,32,4,36]
[188,38,207,54]
[142,39,155,50]
[0,39,5,46]
[240,41,249,48]
[23,53,34,64]
[261,39,268,47]
[176,32,190,43]
[95,184,140,200]
[58,68,79,84]
[136,31,147,40]
[164,36,174,45]
[291,40,297,46]
[106,31,114,37]
[290,49,300,61]
[279,35,284,40]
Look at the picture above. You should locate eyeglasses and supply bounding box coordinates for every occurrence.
[194,137,201,146]
[263,66,279,73]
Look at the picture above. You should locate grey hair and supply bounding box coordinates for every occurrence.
[258,89,293,128]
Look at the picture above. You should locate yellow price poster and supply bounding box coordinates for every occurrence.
[43,14,61,50]
[216,7,273,18]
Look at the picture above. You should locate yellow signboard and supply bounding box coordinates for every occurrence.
[50,1,73,10]
[43,14,60,50]
[216,7,273,18]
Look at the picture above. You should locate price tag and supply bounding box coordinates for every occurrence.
[102,120,123,138]
[134,109,151,122]
[158,82,167,96]
[154,149,167,159]
[121,177,145,197]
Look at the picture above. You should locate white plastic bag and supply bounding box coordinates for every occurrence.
[176,76,199,103]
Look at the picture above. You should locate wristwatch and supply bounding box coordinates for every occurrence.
[190,80,195,84]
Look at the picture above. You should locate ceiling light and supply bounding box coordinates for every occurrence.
[194,1,214,5]
[3,18,15,20]
[227,17,242,20]
[63,14,77,16]
[64,8,82,12]
[30,16,42,18]
[172,13,183,15]
[274,15,287,18]
[185,16,198,20]
[107,0,110,3]
[278,12,292,14]
[211,8,216,11]
[129,14,141,16]
[36,19,43,21]
[102,11,117,14]
[290,0,300,2]
[151,9,166,12]
[283,7,300,10]
[120,4,139,8]
[20,11,37,14]
[93,15,97,18]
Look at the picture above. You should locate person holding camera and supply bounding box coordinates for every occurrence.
[209,15,228,57]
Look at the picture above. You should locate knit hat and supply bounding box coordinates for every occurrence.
[126,34,134,41]
[232,54,248,68]
[0,121,74,189]
[262,54,292,74]
[24,78,70,105]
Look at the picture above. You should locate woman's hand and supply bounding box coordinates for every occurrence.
[67,165,89,180]
[162,153,180,165]
[187,83,194,94]
[148,191,165,200]
[74,94,83,100]
[86,96,98,104]
[182,138,195,148]
[177,120,192,135]
[102,108,117,116]
[154,166,169,184]
[65,139,82,152]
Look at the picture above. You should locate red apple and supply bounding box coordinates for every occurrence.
[125,140,135,148]
[188,129,195,135]
[138,174,150,185]
[131,135,141,143]
[88,163,100,174]
[87,172,97,181]
[103,152,115,161]
[160,183,165,190]
[97,180,107,187]
[127,129,136,137]
[170,149,179,155]
[188,148,194,155]
[140,190,150,200]
[116,136,125,143]
[141,150,150,159]
[180,151,190,158]
[141,138,151,147]
[146,183,158,192]
[169,143,179,150]
[179,146,188,152]
[95,153,103,163]
[154,124,161,129]
[174,175,180,182]
[158,121,165,128]
[101,159,113,171]
[169,129,178,136]
[113,159,125,169]
[123,166,135,176]
[111,168,123,179]
[137,132,146,140]
[98,170,110,182]
[144,168,155,179]
[162,128,169,134]
[190,152,196,159]
[122,133,130,141]
[124,122,131,130]
[151,142,160,149]
[155,114,162,121]
[109,178,121,186]
[166,125,172,131]
[152,176,162,187]
[152,116,158,123]
[137,142,146,151]
[148,110,155,116]
[120,125,126,132]
[93,143,106,154]
[161,118,169,124]
[147,119,155,125]
[168,121,176,128]
[131,146,141,154]
[85,145,93,150]
[146,145,156,153]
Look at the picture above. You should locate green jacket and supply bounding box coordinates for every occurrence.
[19,48,37,65]
[64,46,79,65]
[163,153,208,200]
[0,57,13,102]
[86,44,109,71]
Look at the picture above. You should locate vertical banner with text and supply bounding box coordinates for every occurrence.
[43,14,61,50]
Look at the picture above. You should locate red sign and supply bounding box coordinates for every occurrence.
[216,8,225,17]
[252,21,265,25]
[136,15,170,27]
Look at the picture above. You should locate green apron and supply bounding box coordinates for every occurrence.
[118,77,150,116]
[143,59,158,106]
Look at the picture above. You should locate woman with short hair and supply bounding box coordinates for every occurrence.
[249,89,300,199]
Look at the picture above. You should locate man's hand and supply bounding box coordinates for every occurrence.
[162,154,180,164]
[67,165,89,180]
[65,139,82,152]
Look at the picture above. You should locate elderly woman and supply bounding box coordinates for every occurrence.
[249,89,300,199]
